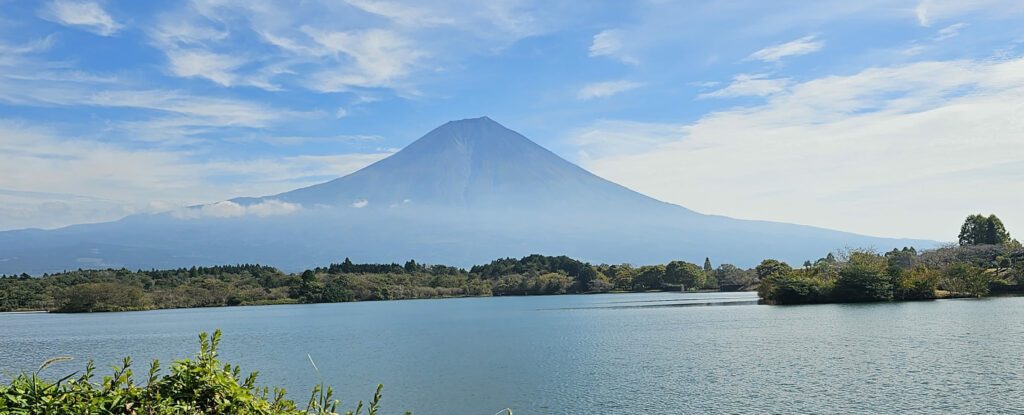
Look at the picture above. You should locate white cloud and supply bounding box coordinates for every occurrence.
[698,74,791,99]
[576,56,1024,240]
[247,200,303,217]
[41,0,122,36]
[0,35,308,134]
[0,35,58,55]
[171,200,301,219]
[569,120,684,161]
[0,62,313,131]
[165,49,247,86]
[748,35,825,63]
[915,1,933,26]
[0,188,134,230]
[915,0,1024,26]
[303,28,427,92]
[934,22,967,40]
[0,120,392,230]
[589,29,637,65]
[351,199,369,208]
[577,80,643,100]
[253,134,383,146]
[175,201,246,219]
[343,0,456,28]
[145,0,555,93]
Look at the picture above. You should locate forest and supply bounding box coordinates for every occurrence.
[1,214,1019,312]
[0,253,754,313]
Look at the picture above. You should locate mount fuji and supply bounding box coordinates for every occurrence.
[0,117,932,274]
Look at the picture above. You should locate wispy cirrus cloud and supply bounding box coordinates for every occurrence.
[577,80,643,100]
[144,0,558,94]
[748,35,825,63]
[914,0,1024,26]
[0,43,316,137]
[40,0,122,36]
[698,74,790,99]
[934,22,967,40]
[589,29,638,65]
[164,49,248,87]
[342,0,456,28]
[301,27,427,92]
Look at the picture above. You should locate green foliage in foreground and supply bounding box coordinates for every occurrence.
[0,330,402,415]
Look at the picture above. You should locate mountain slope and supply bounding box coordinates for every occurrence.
[0,117,933,275]
[237,117,681,213]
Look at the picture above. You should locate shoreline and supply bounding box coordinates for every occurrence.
[3,289,755,315]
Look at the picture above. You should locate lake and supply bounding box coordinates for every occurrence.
[2,292,1023,414]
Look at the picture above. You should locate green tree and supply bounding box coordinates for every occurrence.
[58,282,147,312]
[755,259,792,281]
[758,272,831,304]
[702,271,719,290]
[534,272,574,294]
[587,272,614,292]
[715,264,753,286]
[942,263,992,297]
[833,252,892,302]
[665,261,705,291]
[959,214,1010,246]
[612,264,636,290]
[634,265,666,290]
[894,266,939,300]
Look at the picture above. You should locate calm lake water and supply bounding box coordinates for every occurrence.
[2,292,1023,414]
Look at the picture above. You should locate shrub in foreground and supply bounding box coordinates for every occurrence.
[0,330,404,415]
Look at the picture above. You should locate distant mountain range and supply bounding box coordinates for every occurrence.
[0,117,933,274]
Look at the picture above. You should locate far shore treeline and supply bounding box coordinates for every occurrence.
[2,214,1021,312]
[0,254,750,313]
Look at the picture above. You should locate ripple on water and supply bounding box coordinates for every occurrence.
[2,292,1023,413]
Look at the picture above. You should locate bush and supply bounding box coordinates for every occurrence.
[941,263,992,297]
[894,267,939,300]
[0,330,401,415]
[833,252,893,302]
[57,282,147,312]
[758,272,832,304]
[534,273,573,294]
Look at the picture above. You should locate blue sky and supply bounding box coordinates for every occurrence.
[1,0,1023,240]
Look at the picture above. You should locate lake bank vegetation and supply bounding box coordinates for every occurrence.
[0,330,401,414]
[758,214,1023,304]
[1,215,1018,312]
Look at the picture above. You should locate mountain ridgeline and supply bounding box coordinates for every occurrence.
[0,117,932,275]
[240,117,672,213]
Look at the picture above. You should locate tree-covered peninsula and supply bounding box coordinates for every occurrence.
[757,214,1023,304]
